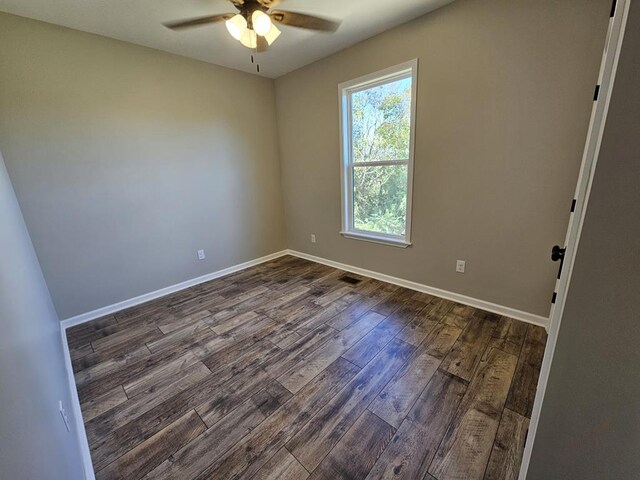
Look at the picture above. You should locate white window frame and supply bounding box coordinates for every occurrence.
[338,59,418,248]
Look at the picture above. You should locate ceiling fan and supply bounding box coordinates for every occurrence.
[163,0,340,52]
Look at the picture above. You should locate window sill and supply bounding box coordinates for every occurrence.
[340,231,411,248]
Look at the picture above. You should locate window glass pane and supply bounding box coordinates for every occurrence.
[351,76,411,163]
[353,164,408,235]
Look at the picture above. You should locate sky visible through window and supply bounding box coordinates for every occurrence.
[351,76,411,236]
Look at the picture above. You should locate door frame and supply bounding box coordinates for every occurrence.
[518,0,632,477]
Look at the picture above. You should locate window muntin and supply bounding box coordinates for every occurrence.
[339,60,417,247]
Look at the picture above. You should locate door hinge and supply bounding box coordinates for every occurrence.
[552,291,557,304]
[610,0,617,17]
[593,84,601,101]
[571,198,577,212]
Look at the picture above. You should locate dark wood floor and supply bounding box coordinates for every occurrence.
[67,255,547,480]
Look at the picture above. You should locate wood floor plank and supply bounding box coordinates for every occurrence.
[80,385,128,423]
[395,311,439,347]
[341,316,403,368]
[368,351,441,428]
[296,291,362,335]
[207,285,270,313]
[113,295,176,323]
[122,352,202,399]
[251,381,294,417]
[145,319,215,353]
[313,284,353,308]
[429,348,518,480]
[286,338,415,472]
[325,288,392,331]
[261,296,321,326]
[441,303,474,329]
[73,342,152,376]
[75,345,153,401]
[265,326,302,349]
[252,447,309,480]
[145,396,273,480]
[367,319,465,428]
[264,324,337,378]
[67,315,119,349]
[155,310,213,335]
[200,336,264,373]
[69,343,94,364]
[211,311,261,335]
[381,295,430,328]
[277,311,386,393]
[440,311,500,382]
[193,358,360,480]
[262,284,311,308]
[484,408,530,480]
[214,314,277,342]
[370,288,415,317]
[89,343,279,471]
[505,324,547,418]
[365,371,467,480]
[195,343,282,427]
[309,410,396,480]
[487,316,528,357]
[95,409,206,480]
[422,322,464,359]
[91,323,162,354]
[85,361,211,444]
[206,292,274,326]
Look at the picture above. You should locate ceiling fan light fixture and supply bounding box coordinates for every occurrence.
[263,24,281,46]
[239,28,257,49]
[225,14,247,40]
[251,10,272,36]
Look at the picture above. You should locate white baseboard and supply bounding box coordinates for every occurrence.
[59,325,96,480]
[285,249,549,329]
[61,250,288,329]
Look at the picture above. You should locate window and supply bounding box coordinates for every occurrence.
[339,60,417,247]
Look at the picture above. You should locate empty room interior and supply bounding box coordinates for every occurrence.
[1,0,639,479]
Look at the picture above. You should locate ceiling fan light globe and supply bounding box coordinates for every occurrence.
[239,28,257,49]
[263,24,281,45]
[225,14,247,40]
[251,10,272,36]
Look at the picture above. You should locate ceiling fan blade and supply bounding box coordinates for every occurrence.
[270,10,340,32]
[258,0,281,8]
[164,13,234,30]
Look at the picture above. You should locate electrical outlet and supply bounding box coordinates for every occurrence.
[311,234,316,243]
[197,249,206,260]
[456,260,466,273]
[59,400,71,432]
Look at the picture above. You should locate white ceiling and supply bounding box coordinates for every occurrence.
[0,0,453,78]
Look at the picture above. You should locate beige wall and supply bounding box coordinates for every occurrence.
[0,13,286,319]
[0,150,84,478]
[527,1,640,477]
[275,0,610,316]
